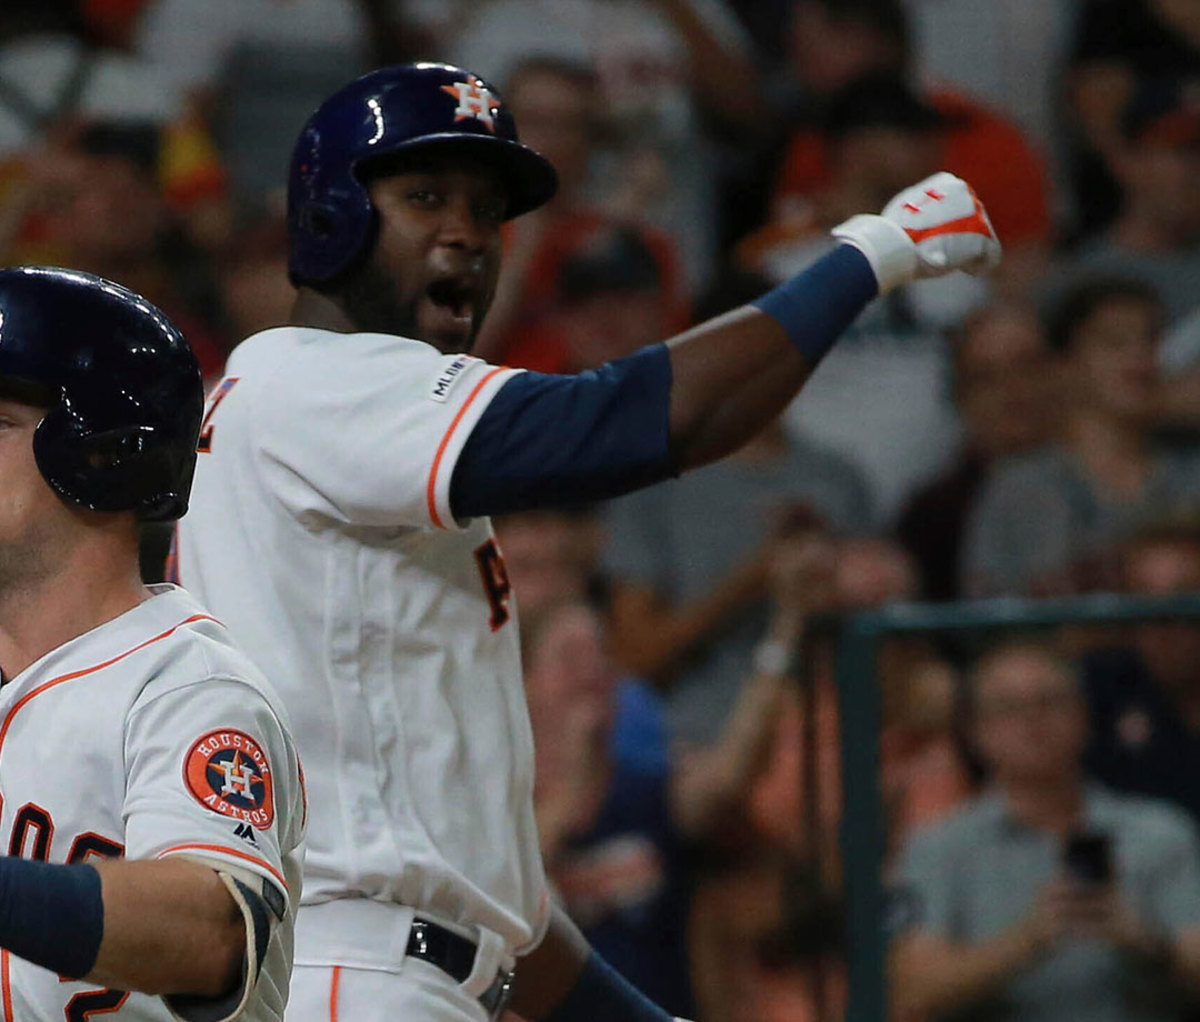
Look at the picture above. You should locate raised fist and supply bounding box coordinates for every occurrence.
[831,171,1001,293]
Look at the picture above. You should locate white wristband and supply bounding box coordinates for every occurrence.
[831,214,918,293]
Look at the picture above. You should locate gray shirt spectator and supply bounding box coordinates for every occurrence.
[963,276,1200,597]
[602,431,871,745]
[1046,75,1200,326]
[962,445,1200,596]
[893,640,1200,1022]
[786,321,965,527]
[896,786,1200,1022]
[1056,240,1200,327]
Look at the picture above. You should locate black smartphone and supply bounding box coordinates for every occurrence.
[1064,830,1112,886]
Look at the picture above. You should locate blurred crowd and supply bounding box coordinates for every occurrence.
[8,1,1200,1020]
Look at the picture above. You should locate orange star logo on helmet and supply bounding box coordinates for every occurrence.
[441,78,502,133]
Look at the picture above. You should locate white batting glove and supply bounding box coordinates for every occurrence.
[831,171,1001,293]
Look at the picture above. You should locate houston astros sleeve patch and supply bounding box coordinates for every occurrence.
[184,729,276,829]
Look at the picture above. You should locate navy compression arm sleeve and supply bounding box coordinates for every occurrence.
[450,343,675,518]
[0,858,103,978]
[451,247,875,519]
[751,244,878,365]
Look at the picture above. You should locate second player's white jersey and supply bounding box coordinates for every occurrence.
[175,326,551,969]
[0,584,305,1021]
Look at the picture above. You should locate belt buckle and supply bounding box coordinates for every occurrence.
[479,966,515,1022]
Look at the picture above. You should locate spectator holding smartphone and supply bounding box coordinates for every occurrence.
[891,639,1200,1022]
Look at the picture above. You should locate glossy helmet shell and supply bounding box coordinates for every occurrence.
[0,266,204,521]
[287,62,559,288]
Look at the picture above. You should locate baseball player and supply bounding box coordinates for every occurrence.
[175,63,999,1022]
[0,267,305,1021]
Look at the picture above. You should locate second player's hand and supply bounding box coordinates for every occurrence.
[832,171,1001,292]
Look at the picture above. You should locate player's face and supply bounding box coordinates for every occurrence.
[357,158,507,352]
[0,399,73,588]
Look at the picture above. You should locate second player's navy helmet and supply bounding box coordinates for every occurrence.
[288,62,559,288]
[0,267,204,521]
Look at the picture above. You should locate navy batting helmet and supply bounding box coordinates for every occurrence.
[0,267,203,521]
[287,62,559,288]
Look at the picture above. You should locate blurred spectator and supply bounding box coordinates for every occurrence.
[736,72,970,524]
[748,535,969,856]
[693,531,966,1020]
[904,0,1079,172]
[1083,517,1200,823]
[669,520,844,1022]
[892,639,1200,1022]
[603,418,872,745]
[738,70,947,293]
[596,265,870,750]
[549,229,674,370]
[1051,76,1200,327]
[769,0,1052,294]
[494,508,604,614]
[962,277,1200,597]
[496,505,668,778]
[897,302,1054,600]
[80,1,153,49]
[785,0,909,97]
[442,0,765,290]
[215,211,295,344]
[523,589,797,1018]
[0,4,182,157]
[486,219,687,373]
[721,0,795,68]
[9,120,231,382]
[0,2,228,236]
[883,656,973,844]
[475,59,688,369]
[1067,0,1200,240]
[134,0,370,210]
[690,854,847,1022]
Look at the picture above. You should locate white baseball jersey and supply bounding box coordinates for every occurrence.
[0,584,305,1021]
[175,327,551,972]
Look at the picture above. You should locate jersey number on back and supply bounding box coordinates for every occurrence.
[474,539,512,631]
[197,377,241,453]
[7,804,128,1020]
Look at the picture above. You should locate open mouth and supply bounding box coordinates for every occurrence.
[425,277,477,323]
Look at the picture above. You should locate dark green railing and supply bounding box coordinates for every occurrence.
[823,591,1200,1022]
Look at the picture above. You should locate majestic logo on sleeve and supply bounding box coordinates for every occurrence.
[184,729,275,829]
[440,79,502,132]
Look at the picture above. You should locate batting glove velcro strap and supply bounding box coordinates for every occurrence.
[833,171,1002,293]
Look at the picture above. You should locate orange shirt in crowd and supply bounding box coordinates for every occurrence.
[749,679,970,854]
[771,87,1051,248]
[490,208,691,374]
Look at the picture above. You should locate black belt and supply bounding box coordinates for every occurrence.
[406,918,515,1020]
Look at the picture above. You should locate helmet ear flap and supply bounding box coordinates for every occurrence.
[0,266,202,522]
[32,407,185,518]
[33,404,96,510]
[297,202,343,243]
[292,198,377,289]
